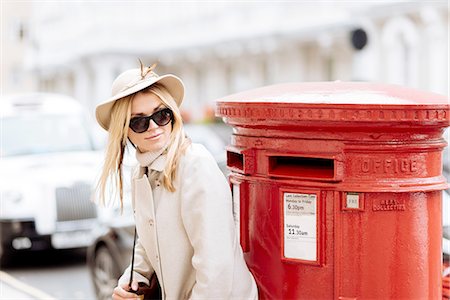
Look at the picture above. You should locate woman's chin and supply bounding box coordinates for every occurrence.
[139,140,166,153]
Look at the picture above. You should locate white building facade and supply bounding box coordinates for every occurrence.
[3,1,449,122]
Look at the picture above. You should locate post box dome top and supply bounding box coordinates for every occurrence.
[217,82,448,105]
[216,82,449,126]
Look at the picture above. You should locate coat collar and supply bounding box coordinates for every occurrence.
[135,153,167,179]
[149,154,166,172]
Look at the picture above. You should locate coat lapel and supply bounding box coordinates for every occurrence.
[134,175,154,218]
[133,170,163,282]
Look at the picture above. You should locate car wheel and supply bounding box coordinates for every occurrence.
[92,245,121,300]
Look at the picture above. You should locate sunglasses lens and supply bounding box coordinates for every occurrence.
[153,109,173,126]
[129,117,149,133]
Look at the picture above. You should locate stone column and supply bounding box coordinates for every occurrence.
[202,58,228,104]
[271,43,306,84]
[89,56,116,114]
[420,7,448,94]
[381,16,419,87]
[178,62,201,122]
[73,62,91,115]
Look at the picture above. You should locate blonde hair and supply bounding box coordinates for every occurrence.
[96,83,190,207]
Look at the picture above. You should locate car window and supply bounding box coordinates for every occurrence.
[1,114,93,157]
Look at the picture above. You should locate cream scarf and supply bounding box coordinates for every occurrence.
[135,144,168,189]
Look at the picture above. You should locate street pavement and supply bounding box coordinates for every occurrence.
[0,271,55,300]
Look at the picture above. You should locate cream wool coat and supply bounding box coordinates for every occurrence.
[118,143,258,300]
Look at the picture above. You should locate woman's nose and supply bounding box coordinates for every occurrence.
[148,119,159,130]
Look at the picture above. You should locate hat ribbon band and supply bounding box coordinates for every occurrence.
[118,73,158,94]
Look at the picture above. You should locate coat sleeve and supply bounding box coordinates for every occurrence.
[180,150,236,299]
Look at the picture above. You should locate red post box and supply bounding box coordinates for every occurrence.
[216,82,450,299]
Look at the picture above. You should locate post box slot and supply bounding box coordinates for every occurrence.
[269,156,335,180]
[227,151,244,171]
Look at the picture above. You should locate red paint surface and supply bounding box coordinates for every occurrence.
[216,82,450,299]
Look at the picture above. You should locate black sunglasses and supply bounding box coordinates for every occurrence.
[129,108,174,133]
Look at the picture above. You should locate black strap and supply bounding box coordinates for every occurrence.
[129,226,138,287]
[129,167,146,287]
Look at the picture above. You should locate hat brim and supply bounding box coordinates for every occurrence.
[95,74,184,130]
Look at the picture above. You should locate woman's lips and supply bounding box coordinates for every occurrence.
[145,132,162,140]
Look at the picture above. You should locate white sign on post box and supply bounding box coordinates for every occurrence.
[283,192,317,262]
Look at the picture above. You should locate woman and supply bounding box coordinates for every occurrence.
[95,63,258,300]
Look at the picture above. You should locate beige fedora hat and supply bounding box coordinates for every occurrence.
[95,64,184,130]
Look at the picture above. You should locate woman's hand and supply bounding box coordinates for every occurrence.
[112,281,141,300]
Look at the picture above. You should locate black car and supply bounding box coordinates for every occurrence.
[87,216,135,300]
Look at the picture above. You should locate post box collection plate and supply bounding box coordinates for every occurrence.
[282,191,318,263]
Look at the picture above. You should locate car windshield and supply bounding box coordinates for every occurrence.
[1,114,93,157]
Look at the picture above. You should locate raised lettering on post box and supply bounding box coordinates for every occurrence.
[282,191,318,262]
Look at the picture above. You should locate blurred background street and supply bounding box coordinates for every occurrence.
[3,1,448,124]
[2,249,95,299]
[1,1,449,299]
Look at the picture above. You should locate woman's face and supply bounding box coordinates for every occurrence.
[128,92,172,153]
